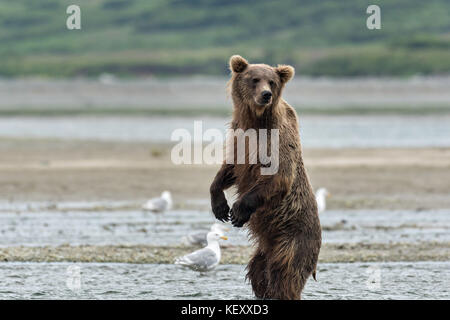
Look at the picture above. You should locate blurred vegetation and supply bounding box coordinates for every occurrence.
[1,105,449,117]
[0,0,449,77]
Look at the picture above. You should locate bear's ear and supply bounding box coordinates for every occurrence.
[275,65,295,84]
[229,55,249,73]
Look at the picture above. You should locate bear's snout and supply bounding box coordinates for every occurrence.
[255,90,272,107]
[261,91,272,102]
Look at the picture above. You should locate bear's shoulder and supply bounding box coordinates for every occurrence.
[280,99,298,123]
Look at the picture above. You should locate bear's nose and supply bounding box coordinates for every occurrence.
[262,91,272,101]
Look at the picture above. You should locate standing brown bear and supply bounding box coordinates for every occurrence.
[210,55,321,300]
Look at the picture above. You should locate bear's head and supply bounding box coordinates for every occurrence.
[229,55,294,117]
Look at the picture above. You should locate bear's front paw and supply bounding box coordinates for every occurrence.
[212,198,230,222]
[230,200,254,228]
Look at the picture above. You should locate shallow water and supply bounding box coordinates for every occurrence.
[0,202,448,246]
[0,261,448,299]
[1,200,448,300]
[0,115,449,147]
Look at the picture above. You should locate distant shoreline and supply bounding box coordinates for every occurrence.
[1,77,449,116]
[1,105,450,117]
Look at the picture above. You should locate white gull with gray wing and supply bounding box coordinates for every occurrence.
[175,231,227,271]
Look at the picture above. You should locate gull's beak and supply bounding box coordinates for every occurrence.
[220,236,228,240]
[327,193,331,198]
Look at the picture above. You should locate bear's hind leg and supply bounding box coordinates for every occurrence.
[246,250,269,299]
[264,264,305,300]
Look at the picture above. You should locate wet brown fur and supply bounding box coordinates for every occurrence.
[210,55,321,300]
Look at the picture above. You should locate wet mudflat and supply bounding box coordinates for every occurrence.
[0,205,448,247]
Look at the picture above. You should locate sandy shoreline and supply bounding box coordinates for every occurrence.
[1,242,448,264]
[1,138,449,210]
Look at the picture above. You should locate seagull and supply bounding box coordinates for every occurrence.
[183,223,230,246]
[175,231,228,272]
[142,191,172,213]
[315,188,331,214]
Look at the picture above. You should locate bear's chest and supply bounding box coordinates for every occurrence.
[233,163,260,194]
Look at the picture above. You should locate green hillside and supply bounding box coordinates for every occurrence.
[1,0,449,77]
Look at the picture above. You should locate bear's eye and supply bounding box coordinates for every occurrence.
[252,78,260,84]
[269,80,275,86]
